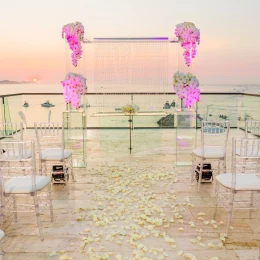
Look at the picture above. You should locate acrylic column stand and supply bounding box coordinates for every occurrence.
[63,110,86,168]
[174,103,196,166]
[63,37,87,167]
[174,41,197,166]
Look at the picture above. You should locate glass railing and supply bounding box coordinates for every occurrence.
[0,92,260,129]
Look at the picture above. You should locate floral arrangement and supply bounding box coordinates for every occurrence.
[61,73,87,109]
[62,22,84,67]
[175,22,200,66]
[121,104,139,114]
[173,71,200,108]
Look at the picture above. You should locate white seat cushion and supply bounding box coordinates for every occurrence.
[4,176,51,194]
[192,147,225,158]
[216,173,260,191]
[3,149,32,160]
[40,148,71,160]
[0,230,4,240]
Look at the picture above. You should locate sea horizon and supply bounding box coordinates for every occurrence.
[0,83,260,96]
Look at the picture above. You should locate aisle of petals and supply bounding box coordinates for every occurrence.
[56,164,231,260]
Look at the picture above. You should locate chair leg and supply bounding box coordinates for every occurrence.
[197,159,203,192]
[0,196,5,227]
[217,160,221,176]
[33,194,44,241]
[249,191,254,219]
[48,185,54,222]
[13,196,18,222]
[190,154,195,184]
[7,163,10,176]
[225,192,235,237]
[242,158,246,173]
[62,161,68,187]
[258,158,260,174]
[39,160,43,175]
[0,235,5,259]
[223,156,226,173]
[70,156,75,182]
[213,182,219,220]
[21,161,25,176]
[43,161,47,175]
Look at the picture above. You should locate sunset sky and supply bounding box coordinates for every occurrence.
[0,0,259,85]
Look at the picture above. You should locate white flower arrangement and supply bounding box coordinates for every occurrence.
[173,71,200,108]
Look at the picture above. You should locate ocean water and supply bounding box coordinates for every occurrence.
[0,84,260,128]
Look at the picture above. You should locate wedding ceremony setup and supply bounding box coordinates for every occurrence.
[0,1,260,259]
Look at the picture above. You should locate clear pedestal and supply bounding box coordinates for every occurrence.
[175,108,196,166]
[63,110,86,168]
[93,112,165,154]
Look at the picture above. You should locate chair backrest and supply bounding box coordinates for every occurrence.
[245,120,260,138]
[34,122,64,151]
[201,120,230,149]
[0,140,36,173]
[0,122,23,140]
[0,140,35,164]
[0,140,38,194]
[231,137,260,189]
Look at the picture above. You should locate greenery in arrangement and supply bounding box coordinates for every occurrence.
[121,104,139,114]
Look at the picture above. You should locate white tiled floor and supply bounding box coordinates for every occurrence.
[2,128,260,260]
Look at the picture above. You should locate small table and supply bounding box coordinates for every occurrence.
[92,111,168,153]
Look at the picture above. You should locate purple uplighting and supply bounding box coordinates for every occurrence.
[93,37,169,41]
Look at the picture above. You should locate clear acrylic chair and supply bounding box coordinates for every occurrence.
[245,120,260,138]
[34,122,74,184]
[191,120,230,191]
[214,137,260,237]
[0,122,23,140]
[0,140,53,241]
[237,120,260,167]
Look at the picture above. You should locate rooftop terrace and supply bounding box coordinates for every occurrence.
[1,127,260,260]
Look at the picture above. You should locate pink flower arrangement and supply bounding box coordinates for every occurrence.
[175,22,200,66]
[62,22,84,67]
[173,71,200,108]
[61,73,87,109]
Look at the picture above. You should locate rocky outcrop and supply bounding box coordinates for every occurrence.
[157,114,174,127]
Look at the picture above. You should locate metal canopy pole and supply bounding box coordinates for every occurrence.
[128,115,133,153]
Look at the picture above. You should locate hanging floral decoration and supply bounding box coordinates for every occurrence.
[173,71,200,108]
[175,22,200,66]
[62,22,84,67]
[61,73,87,109]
